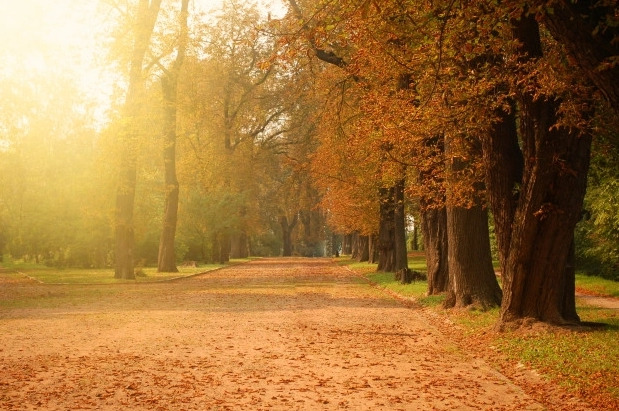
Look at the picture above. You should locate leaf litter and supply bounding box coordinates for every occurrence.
[0,258,594,410]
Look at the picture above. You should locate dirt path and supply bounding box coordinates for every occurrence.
[576,292,619,310]
[0,258,577,409]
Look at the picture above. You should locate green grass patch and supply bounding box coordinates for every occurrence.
[342,258,444,307]
[496,313,619,402]
[11,260,252,284]
[576,273,619,298]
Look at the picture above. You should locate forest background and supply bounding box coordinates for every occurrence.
[0,0,617,327]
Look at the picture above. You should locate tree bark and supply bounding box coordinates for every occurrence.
[155,102,178,271]
[496,15,592,325]
[230,231,249,259]
[351,232,360,260]
[331,233,340,257]
[481,107,523,273]
[157,0,189,273]
[342,234,353,255]
[444,205,502,309]
[443,132,501,308]
[356,235,369,262]
[376,186,395,272]
[420,207,449,295]
[393,179,411,283]
[368,234,377,263]
[280,214,298,256]
[115,0,162,279]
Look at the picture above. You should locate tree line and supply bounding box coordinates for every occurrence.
[0,0,617,328]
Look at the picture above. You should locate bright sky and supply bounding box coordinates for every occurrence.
[0,0,286,128]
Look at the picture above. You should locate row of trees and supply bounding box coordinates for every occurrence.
[277,0,618,326]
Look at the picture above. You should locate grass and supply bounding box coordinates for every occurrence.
[341,255,619,409]
[3,259,251,284]
[576,273,619,298]
[495,311,619,406]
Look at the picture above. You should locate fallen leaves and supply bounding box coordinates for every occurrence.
[0,258,572,409]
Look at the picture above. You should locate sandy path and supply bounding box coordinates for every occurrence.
[0,258,543,410]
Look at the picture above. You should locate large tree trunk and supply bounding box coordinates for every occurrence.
[157,0,189,273]
[444,205,502,309]
[420,207,449,295]
[496,16,592,325]
[114,0,162,279]
[443,132,501,308]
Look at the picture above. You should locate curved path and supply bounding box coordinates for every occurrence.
[1,258,548,409]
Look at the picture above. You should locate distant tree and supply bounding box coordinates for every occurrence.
[157,0,189,273]
[111,0,162,279]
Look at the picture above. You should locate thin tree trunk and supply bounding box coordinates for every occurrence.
[157,0,189,273]
[393,179,411,283]
[481,107,522,274]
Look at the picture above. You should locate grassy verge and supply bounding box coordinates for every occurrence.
[342,257,619,409]
[576,273,619,298]
[3,259,251,284]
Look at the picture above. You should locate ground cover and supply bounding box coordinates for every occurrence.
[0,258,590,410]
[0,259,251,284]
[342,258,619,409]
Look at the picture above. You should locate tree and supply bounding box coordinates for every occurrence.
[113,0,162,279]
[157,0,189,273]
[0,51,110,267]
[181,0,298,261]
[280,0,612,321]
[492,14,592,325]
[285,0,410,277]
